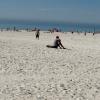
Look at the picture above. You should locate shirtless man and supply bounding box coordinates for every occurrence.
[35,29,40,39]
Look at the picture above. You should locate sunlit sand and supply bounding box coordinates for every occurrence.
[0,31,100,100]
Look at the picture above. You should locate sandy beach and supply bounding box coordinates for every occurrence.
[0,31,100,100]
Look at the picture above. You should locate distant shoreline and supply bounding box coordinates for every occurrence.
[0,20,100,33]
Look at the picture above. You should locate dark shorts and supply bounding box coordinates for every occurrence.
[46,45,58,48]
[36,34,39,38]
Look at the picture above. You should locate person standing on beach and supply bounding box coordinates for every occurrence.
[46,36,66,49]
[35,29,40,39]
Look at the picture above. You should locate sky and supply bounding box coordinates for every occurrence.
[0,0,100,23]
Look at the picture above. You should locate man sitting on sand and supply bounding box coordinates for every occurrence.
[46,36,66,49]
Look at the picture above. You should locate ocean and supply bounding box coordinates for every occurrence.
[0,20,100,33]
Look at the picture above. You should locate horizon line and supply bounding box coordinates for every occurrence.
[0,18,100,25]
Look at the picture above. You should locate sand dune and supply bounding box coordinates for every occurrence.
[0,31,100,100]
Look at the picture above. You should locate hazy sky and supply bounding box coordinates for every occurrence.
[0,0,100,23]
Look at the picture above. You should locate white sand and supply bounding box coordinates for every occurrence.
[0,31,100,100]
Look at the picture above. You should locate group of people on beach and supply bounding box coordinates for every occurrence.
[35,29,66,49]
